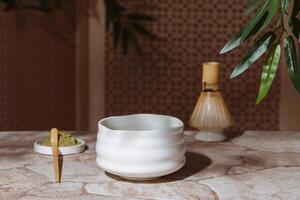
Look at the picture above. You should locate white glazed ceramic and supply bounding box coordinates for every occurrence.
[34,139,85,155]
[96,114,186,180]
[195,129,226,142]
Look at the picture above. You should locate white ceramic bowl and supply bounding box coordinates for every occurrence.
[96,114,186,180]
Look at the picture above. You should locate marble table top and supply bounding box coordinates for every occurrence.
[1,131,300,200]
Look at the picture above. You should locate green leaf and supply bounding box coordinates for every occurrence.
[104,0,159,56]
[0,0,9,3]
[105,0,126,31]
[230,32,276,79]
[244,0,260,16]
[37,0,51,12]
[281,0,289,13]
[291,0,300,17]
[284,35,300,92]
[220,12,268,54]
[54,0,63,9]
[127,27,143,55]
[257,0,280,33]
[113,21,121,48]
[121,26,143,55]
[220,29,243,54]
[132,23,158,40]
[289,17,300,41]
[122,27,129,55]
[22,4,51,12]
[1,0,16,11]
[241,0,271,41]
[128,13,156,21]
[289,0,300,40]
[256,43,281,104]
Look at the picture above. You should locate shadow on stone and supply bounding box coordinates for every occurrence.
[225,129,244,140]
[104,152,212,183]
[105,171,179,184]
[104,172,124,181]
[166,152,212,180]
[59,155,63,182]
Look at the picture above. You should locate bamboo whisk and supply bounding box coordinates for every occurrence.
[189,62,233,142]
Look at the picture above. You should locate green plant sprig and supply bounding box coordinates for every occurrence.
[221,0,300,104]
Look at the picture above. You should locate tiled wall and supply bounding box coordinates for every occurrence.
[0,2,76,130]
[105,0,280,131]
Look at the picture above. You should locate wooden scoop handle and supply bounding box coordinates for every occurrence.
[51,128,60,183]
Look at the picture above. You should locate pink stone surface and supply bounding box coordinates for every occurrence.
[1,131,300,200]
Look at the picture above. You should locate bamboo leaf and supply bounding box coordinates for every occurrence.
[241,0,271,41]
[22,5,51,12]
[127,28,143,55]
[256,43,281,104]
[257,0,280,33]
[120,26,144,55]
[132,23,158,40]
[289,0,300,40]
[113,21,121,48]
[244,0,260,16]
[0,0,10,3]
[105,0,126,31]
[289,18,300,41]
[54,0,63,9]
[37,0,51,12]
[220,12,268,54]
[291,0,300,17]
[128,13,156,21]
[1,0,16,11]
[220,29,243,54]
[281,0,289,13]
[122,27,129,55]
[284,35,300,92]
[230,32,276,79]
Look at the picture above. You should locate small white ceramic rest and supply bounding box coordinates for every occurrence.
[34,139,85,155]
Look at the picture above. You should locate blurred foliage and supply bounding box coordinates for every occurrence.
[0,0,158,55]
[0,0,63,12]
[105,0,158,55]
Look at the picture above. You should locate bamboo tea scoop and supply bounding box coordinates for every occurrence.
[51,128,60,183]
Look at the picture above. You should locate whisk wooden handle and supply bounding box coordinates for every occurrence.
[51,128,60,183]
[202,62,220,91]
[202,62,220,84]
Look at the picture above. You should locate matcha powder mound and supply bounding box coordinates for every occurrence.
[39,131,79,147]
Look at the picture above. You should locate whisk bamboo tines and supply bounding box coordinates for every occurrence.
[189,62,233,142]
[189,91,232,129]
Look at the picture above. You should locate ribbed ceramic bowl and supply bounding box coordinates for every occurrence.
[96,114,186,180]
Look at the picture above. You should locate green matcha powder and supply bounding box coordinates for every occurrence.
[39,131,79,147]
